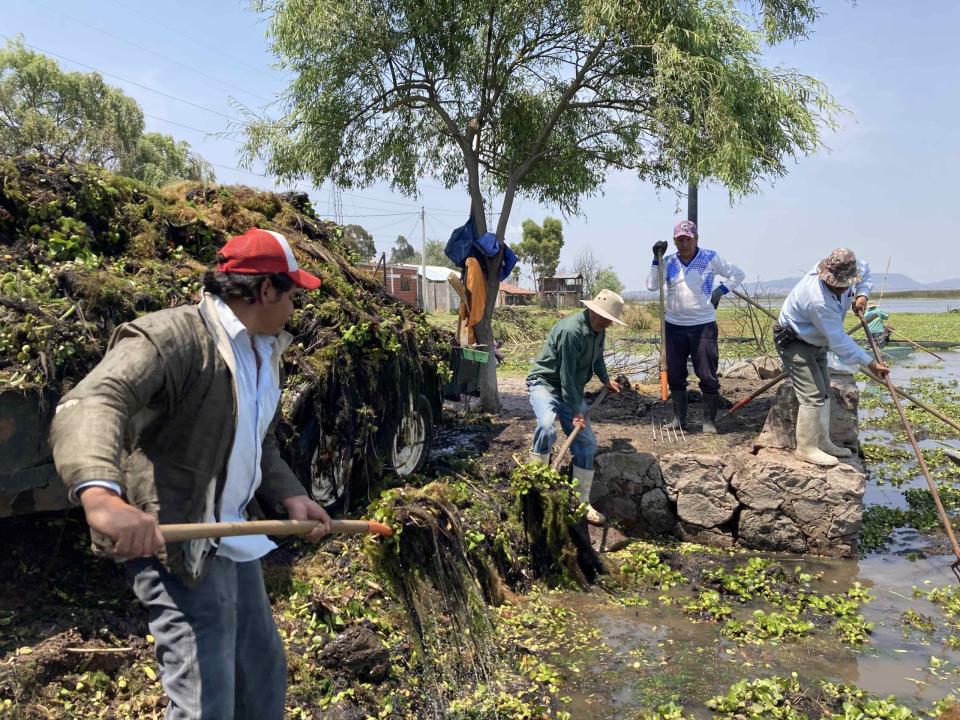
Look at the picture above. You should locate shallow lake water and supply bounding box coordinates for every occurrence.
[553,348,960,718]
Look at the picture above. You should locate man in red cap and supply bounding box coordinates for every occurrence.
[50,227,330,719]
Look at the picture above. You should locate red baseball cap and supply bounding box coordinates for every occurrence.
[216,228,322,290]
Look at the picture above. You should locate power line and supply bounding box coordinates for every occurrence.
[110,0,277,81]
[34,2,272,102]
[143,113,243,144]
[1,34,241,123]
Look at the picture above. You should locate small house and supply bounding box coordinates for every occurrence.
[357,263,420,307]
[400,264,462,313]
[496,282,537,307]
[538,273,584,307]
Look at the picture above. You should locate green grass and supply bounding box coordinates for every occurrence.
[424,304,960,383]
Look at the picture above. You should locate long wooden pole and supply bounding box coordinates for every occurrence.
[857,311,960,578]
[888,328,945,361]
[160,519,393,543]
[719,371,788,421]
[551,388,609,472]
[657,250,668,401]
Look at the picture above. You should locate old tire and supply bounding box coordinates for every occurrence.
[388,393,433,476]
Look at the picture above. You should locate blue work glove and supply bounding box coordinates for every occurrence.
[710,283,729,309]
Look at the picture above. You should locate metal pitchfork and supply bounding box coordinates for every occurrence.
[650,414,685,445]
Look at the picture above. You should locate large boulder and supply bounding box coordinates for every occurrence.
[752,355,783,379]
[661,454,738,529]
[754,372,859,453]
[591,451,676,535]
[732,449,864,556]
[721,361,761,380]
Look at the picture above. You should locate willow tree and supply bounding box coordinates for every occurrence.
[243,0,836,410]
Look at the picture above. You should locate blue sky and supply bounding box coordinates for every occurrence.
[4,0,959,291]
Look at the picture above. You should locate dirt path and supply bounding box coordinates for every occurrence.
[448,374,776,472]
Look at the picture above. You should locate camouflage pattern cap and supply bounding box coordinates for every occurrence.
[817,248,861,287]
[673,219,698,239]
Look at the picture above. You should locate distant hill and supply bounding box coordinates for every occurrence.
[625,272,960,299]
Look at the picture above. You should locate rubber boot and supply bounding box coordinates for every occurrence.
[702,393,720,434]
[572,465,605,525]
[528,450,550,465]
[667,390,688,430]
[795,406,839,467]
[818,400,852,458]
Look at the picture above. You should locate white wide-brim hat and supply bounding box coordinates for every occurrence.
[581,289,627,326]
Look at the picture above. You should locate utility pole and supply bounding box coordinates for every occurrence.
[420,206,426,311]
[687,181,698,225]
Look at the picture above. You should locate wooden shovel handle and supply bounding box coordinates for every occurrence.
[159,519,393,543]
[550,388,609,472]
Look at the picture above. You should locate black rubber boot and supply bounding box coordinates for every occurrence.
[702,393,720,434]
[667,390,687,429]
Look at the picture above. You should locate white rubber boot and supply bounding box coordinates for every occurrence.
[795,406,839,467]
[572,465,605,525]
[528,450,550,465]
[818,400,852,458]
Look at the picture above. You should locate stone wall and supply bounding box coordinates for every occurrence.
[591,373,866,557]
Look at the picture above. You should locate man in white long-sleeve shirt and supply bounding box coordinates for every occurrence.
[776,248,889,467]
[646,220,745,433]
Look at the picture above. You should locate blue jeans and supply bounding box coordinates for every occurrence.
[126,556,287,720]
[527,380,596,470]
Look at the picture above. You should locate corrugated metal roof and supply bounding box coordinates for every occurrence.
[399,264,457,282]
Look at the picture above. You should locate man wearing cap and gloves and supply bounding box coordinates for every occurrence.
[49,227,332,719]
[527,289,624,525]
[647,220,745,433]
[776,248,889,467]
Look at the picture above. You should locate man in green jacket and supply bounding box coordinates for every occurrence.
[49,227,332,720]
[527,289,624,525]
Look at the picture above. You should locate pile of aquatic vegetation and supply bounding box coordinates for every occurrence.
[0,462,593,719]
[0,153,452,491]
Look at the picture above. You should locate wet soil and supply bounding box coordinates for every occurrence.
[453,374,775,472]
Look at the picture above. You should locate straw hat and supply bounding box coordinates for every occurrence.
[581,289,627,326]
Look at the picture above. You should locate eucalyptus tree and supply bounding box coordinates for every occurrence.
[244,0,836,410]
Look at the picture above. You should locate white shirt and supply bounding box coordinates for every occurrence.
[646,248,745,326]
[212,296,282,562]
[74,297,286,560]
[778,263,874,367]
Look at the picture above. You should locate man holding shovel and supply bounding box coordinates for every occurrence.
[646,220,745,433]
[526,289,625,525]
[49,227,332,719]
[775,248,889,467]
